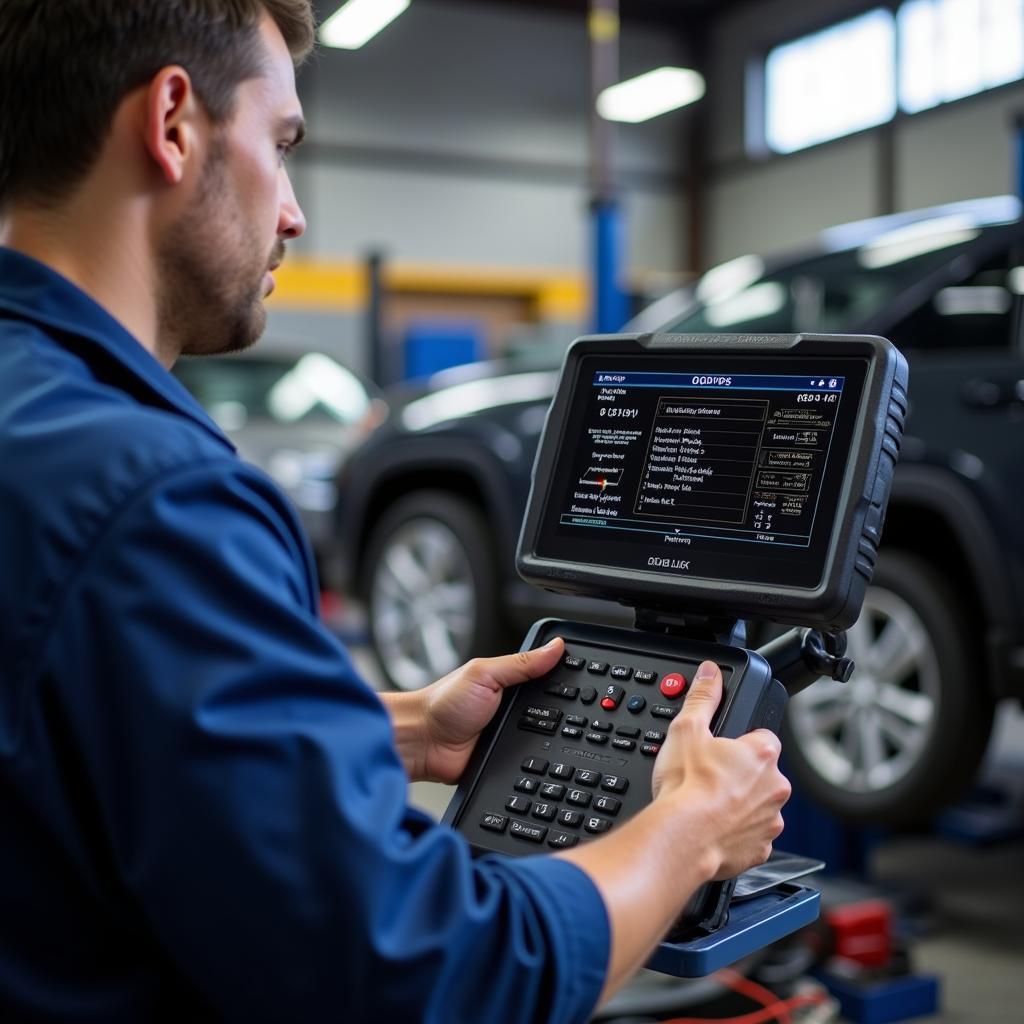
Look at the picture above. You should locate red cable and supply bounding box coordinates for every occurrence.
[717,968,793,1022]
[660,983,828,1024]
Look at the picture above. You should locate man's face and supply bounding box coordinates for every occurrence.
[158,15,306,357]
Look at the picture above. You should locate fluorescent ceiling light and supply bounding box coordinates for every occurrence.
[320,0,410,50]
[597,67,705,123]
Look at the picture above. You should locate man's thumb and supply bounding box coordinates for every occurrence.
[677,660,723,731]
[488,636,565,689]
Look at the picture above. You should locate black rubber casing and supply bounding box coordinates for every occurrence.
[516,333,909,633]
[443,618,788,936]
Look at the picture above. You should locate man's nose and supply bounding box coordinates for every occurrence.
[278,170,306,240]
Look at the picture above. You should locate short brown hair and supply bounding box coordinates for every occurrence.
[0,0,315,209]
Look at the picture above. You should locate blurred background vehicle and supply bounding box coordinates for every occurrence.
[174,350,386,569]
[330,196,1024,826]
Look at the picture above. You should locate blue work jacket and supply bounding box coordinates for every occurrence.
[0,248,609,1022]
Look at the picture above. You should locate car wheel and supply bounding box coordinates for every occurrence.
[363,491,503,691]
[782,550,993,825]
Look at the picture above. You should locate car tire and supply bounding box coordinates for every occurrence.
[363,490,505,691]
[782,550,994,825]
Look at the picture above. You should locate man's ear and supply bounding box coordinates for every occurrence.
[143,66,201,186]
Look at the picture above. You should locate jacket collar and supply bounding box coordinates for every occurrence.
[0,247,235,451]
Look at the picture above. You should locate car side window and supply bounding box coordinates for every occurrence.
[888,250,1023,353]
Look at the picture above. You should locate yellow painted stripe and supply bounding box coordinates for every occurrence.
[269,260,367,311]
[269,258,589,320]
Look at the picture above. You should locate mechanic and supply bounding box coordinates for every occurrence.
[0,2,791,1021]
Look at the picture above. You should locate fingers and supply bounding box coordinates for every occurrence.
[472,636,566,690]
[673,661,723,733]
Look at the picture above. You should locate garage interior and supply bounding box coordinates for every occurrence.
[288,2,1024,1021]
[4,0,1024,1021]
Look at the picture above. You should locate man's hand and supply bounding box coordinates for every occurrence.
[561,658,791,1003]
[651,659,791,880]
[384,637,565,784]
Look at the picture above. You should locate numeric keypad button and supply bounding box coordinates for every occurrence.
[601,775,628,794]
[566,789,592,808]
[549,762,574,780]
[574,769,601,787]
[594,795,621,816]
[547,831,578,849]
[513,777,539,794]
[651,705,680,720]
[521,757,548,775]
[510,820,547,843]
[557,809,584,828]
[584,815,612,834]
[531,802,557,821]
[539,783,566,800]
[505,795,532,814]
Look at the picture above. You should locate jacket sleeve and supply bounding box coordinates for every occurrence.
[43,458,610,1024]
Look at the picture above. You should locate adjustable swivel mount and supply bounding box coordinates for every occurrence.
[757,627,855,696]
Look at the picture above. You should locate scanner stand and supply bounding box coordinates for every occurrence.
[631,610,850,977]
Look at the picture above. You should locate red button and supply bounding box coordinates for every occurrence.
[600,697,616,710]
[659,673,687,699]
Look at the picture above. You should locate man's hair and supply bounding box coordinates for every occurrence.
[0,0,315,209]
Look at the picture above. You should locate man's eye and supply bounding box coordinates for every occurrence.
[277,143,293,163]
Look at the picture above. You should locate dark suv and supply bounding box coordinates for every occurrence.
[331,197,1024,825]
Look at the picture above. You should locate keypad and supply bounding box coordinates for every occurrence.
[477,645,707,851]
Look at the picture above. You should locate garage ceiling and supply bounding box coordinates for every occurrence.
[432,0,746,32]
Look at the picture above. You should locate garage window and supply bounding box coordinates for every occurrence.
[898,0,1024,114]
[754,0,1024,156]
[761,8,897,155]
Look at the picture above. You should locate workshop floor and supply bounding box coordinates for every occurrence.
[352,645,1024,1023]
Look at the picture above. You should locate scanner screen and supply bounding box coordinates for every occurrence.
[535,355,868,589]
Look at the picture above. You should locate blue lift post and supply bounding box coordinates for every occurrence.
[592,197,629,333]
[588,0,628,333]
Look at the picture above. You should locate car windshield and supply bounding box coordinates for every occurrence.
[174,354,372,429]
[663,232,993,335]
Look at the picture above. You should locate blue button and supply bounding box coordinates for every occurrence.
[626,694,646,714]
